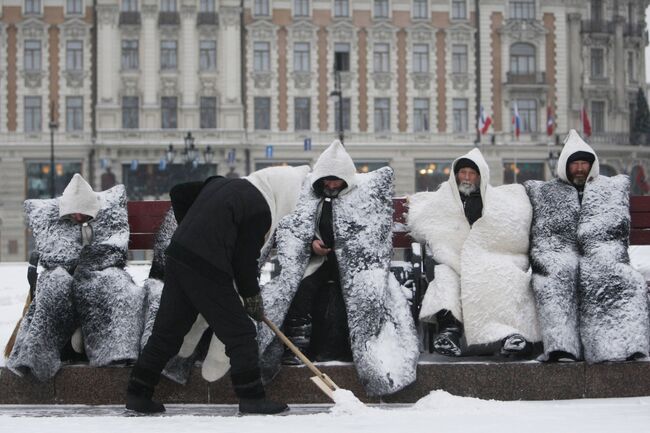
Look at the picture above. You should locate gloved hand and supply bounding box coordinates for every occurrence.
[243,293,264,322]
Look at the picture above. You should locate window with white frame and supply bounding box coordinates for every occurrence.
[334,97,351,132]
[25,0,41,14]
[451,0,466,20]
[24,96,42,132]
[590,47,604,78]
[414,98,429,132]
[67,0,83,15]
[374,43,390,72]
[413,0,428,19]
[254,0,269,16]
[160,0,176,12]
[334,0,349,17]
[122,96,139,129]
[254,42,270,72]
[161,96,178,129]
[591,100,605,133]
[66,96,83,132]
[374,0,389,18]
[515,99,537,132]
[161,40,177,70]
[510,0,535,20]
[452,44,468,74]
[254,97,271,130]
[200,97,217,129]
[199,0,215,13]
[24,40,42,72]
[121,0,138,12]
[66,40,83,72]
[374,98,390,132]
[199,40,217,71]
[334,43,350,71]
[510,43,535,75]
[413,44,429,73]
[122,40,139,70]
[293,42,310,72]
[452,98,468,132]
[294,0,309,16]
[628,51,637,83]
[294,97,311,130]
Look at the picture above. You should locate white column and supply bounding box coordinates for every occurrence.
[219,5,243,129]
[180,4,197,108]
[142,4,158,107]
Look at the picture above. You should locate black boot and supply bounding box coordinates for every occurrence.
[125,365,165,414]
[282,315,312,365]
[433,310,463,357]
[232,369,289,415]
[501,334,532,357]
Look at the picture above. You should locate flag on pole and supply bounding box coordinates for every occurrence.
[581,106,592,137]
[512,101,521,138]
[546,106,555,136]
[478,105,492,135]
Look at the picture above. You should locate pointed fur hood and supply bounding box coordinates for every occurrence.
[310,140,357,194]
[58,174,100,220]
[557,129,600,183]
[449,148,489,207]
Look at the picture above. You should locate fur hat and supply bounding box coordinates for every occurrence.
[453,158,480,175]
[58,173,100,220]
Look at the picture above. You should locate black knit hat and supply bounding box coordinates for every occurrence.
[454,158,480,175]
[567,151,595,165]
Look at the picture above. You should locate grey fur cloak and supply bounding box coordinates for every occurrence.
[8,185,145,380]
[258,166,419,396]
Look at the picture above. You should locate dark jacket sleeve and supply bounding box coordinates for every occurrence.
[231,203,271,298]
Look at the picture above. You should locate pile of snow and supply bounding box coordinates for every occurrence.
[330,389,370,415]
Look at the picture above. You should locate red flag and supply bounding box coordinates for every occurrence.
[581,106,592,137]
[478,105,492,135]
[546,106,555,136]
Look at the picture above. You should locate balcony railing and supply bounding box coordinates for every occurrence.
[197,12,218,26]
[158,11,180,26]
[581,20,615,34]
[119,11,141,26]
[506,71,546,85]
[623,22,646,38]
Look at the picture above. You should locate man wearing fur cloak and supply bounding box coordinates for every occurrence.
[7,174,144,381]
[525,129,649,363]
[408,148,541,357]
[258,140,419,397]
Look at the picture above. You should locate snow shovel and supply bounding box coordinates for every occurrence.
[262,316,340,401]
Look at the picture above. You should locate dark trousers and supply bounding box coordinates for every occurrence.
[136,255,262,397]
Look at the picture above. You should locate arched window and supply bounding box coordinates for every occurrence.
[510,43,536,75]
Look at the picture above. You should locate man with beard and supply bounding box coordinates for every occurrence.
[408,148,540,357]
[525,130,649,363]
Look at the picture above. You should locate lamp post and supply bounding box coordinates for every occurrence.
[48,106,59,198]
[165,132,214,183]
[331,55,345,145]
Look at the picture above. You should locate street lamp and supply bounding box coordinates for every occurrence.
[330,55,346,145]
[49,104,59,198]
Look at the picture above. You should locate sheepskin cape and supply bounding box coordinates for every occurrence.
[525,130,649,362]
[408,148,540,347]
[258,165,419,397]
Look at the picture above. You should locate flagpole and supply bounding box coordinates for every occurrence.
[474,0,481,147]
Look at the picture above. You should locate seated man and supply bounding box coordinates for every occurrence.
[258,140,419,397]
[408,148,540,357]
[525,129,649,363]
[7,174,144,381]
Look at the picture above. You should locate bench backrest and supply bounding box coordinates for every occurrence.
[127,196,650,250]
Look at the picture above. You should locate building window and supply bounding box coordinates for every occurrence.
[160,0,176,12]
[66,97,83,132]
[591,48,604,78]
[452,44,468,74]
[503,161,545,184]
[254,0,269,16]
[414,98,429,132]
[334,97,351,132]
[374,43,390,72]
[334,43,350,71]
[334,0,349,17]
[413,0,428,19]
[199,0,215,13]
[515,99,537,132]
[254,97,271,130]
[510,43,535,75]
[294,98,311,130]
[200,97,217,129]
[25,0,41,14]
[199,40,217,71]
[66,40,83,72]
[628,51,637,83]
[122,0,138,12]
[374,98,390,132]
[293,42,310,72]
[413,44,429,73]
[451,0,466,20]
[27,162,82,199]
[254,42,270,72]
[24,40,41,72]
[591,100,605,133]
[161,40,178,70]
[294,0,309,16]
[416,161,452,192]
[24,96,42,132]
[452,98,468,133]
[121,40,139,70]
[510,0,535,20]
[122,96,139,129]
[161,97,178,129]
[67,0,83,14]
[374,0,389,18]
[591,0,603,22]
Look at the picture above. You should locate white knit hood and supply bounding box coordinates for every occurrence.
[310,140,357,194]
[448,148,489,207]
[58,173,100,220]
[557,129,600,183]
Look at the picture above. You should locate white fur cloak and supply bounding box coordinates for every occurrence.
[408,148,541,346]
